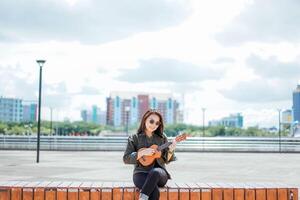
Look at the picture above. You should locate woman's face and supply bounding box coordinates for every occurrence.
[145,114,161,133]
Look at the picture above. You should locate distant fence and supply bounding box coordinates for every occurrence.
[1,135,300,152]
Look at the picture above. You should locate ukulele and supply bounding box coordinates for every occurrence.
[137,133,187,166]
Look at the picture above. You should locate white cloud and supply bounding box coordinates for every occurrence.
[0,64,37,100]
[221,78,294,103]
[0,0,299,128]
[219,54,300,103]
[117,58,224,83]
[216,0,300,45]
[213,57,235,64]
[0,0,191,44]
[246,54,300,79]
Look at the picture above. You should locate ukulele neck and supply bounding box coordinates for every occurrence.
[157,142,172,151]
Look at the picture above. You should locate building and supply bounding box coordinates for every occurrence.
[282,109,292,124]
[208,120,220,127]
[176,109,184,124]
[282,109,292,130]
[209,113,243,128]
[106,92,180,127]
[23,103,37,122]
[293,84,300,123]
[0,97,23,122]
[81,105,106,125]
[106,97,114,126]
[81,110,88,122]
[138,94,149,121]
[0,97,38,123]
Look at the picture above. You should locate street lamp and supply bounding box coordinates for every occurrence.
[50,107,53,136]
[125,106,130,136]
[202,107,206,151]
[202,108,206,137]
[277,108,281,153]
[36,59,46,163]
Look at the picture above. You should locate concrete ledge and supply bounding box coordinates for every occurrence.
[0,181,298,200]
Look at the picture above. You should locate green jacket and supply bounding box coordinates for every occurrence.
[123,132,176,179]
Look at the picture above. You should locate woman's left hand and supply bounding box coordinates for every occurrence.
[168,139,177,152]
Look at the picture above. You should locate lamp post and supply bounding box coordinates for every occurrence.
[36,59,46,163]
[125,106,130,136]
[202,107,206,151]
[50,107,53,136]
[202,108,206,137]
[277,108,281,153]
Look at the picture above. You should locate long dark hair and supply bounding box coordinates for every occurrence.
[137,109,164,137]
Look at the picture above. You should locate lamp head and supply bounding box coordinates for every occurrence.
[36,60,46,67]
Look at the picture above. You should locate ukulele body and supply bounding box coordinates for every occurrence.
[138,144,162,166]
[136,133,187,167]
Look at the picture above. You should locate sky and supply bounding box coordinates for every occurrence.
[1,0,300,128]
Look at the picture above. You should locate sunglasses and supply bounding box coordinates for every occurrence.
[149,119,161,126]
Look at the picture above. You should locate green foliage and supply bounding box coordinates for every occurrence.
[0,123,8,134]
[207,126,226,137]
[164,123,187,136]
[6,126,25,135]
[0,121,292,137]
[164,124,286,137]
[224,127,243,136]
[53,121,104,136]
[245,126,260,136]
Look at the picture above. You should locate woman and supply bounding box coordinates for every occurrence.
[123,109,177,200]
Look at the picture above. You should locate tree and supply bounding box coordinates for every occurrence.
[208,126,226,137]
[0,123,8,134]
[7,125,25,135]
[225,127,243,136]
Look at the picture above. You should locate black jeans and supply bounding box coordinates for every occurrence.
[133,168,168,200]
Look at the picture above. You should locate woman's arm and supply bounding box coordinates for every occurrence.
[123,135,138,164]
[162,135,176,163]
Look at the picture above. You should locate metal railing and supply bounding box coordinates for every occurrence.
[1,135,300,152]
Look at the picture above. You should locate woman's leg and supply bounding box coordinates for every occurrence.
[141,168,168,200]
[133,172,148,189]
[133,172,150,200]
[148,186,159,200]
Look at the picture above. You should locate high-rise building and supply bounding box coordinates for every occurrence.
[106,97,114,126]
[81,105,106,125]
[209,113,243,128]
[282,109,292,130]
[23,103,37,122]
[106,92,180,127]
[130,96,138,126]
[114,96,122,126]
[92,105,98,124]
[176,109,184,124]
[282,109,292,124]
[122,99,131,126]
[293,84,300,123]
[0,97,23,122]
[81,110,88,122]
[138,95,149,121]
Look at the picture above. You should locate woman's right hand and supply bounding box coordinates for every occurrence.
[138,148,155,157]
